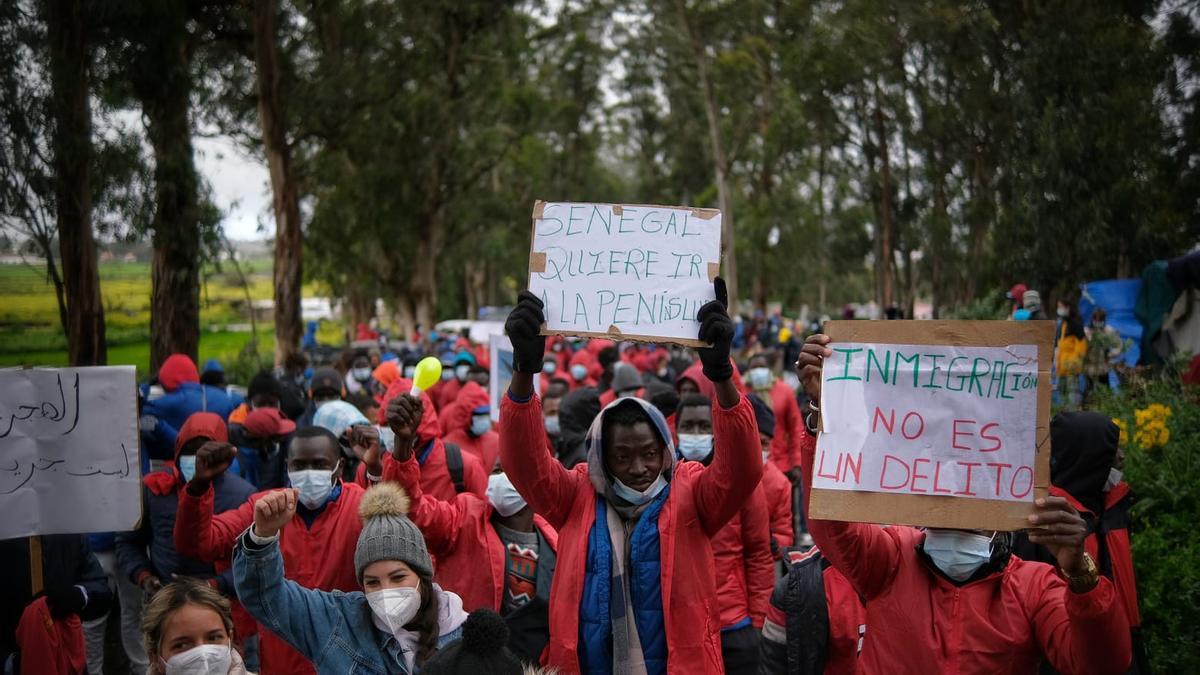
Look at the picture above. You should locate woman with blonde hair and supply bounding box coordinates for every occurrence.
[141,579,251,674]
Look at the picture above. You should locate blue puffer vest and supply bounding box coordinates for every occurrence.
[579,487,670,675]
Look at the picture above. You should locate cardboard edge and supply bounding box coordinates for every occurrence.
[612,204,624,215]
[691,207,722,220]
[531,200,546,219]
[538,326,708,349]
[529,251,547,274]
[707,262,720,282]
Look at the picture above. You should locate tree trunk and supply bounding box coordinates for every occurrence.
[144,9,200,371]
[873,98,895,311]
[252,0,303,366]
[677,0,738,307]
[46,0,106,366]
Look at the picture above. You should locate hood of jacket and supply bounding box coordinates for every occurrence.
[159,354,200,392]
[1050,411,1119,514]
[584,397,675,498]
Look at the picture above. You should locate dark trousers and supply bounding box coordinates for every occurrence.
[721,624,761,675]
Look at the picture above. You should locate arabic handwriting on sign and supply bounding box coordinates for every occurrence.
[0,372,81,439]
[0,443,131,495]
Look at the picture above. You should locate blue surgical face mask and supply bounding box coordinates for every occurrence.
[543,361,557,375]
[470,414,492,436]
[455,364,470,382]
[747,367,772,390]
[677,433,714,461]
[570,364,588,382]
[544,414,561,435]
[612,474,668,505]
[441,368,454,382]
[289,467,338,510]
[922,529,994,581]
[352,367,372,382]
[177,455,197,482]
[403,365,416,379]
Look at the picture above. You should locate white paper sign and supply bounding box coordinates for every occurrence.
[815,343,1038,502]
[489,334,539,423]
[0,366,141,538]
[528,201,722,345]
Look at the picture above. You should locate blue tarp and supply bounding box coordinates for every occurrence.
[1079,279,1142,366]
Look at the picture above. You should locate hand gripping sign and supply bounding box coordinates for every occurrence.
[808,320,1055,531]
[526,200,722,347]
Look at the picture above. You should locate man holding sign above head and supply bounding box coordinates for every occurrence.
[794,330,1132,674]
[500,274,763,675]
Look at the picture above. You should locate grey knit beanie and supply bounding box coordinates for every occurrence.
[354,483,433,583]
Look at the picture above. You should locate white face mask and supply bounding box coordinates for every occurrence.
[1057,307,1069,318]
[677,433,714,461]
[162,643,232,675]
[289,468,336,509]
[470,414,493,437]
[544,414,561,435]
[612,474,668,505]
[440,368,454,382]
[177,455,197,482]
[403,365,416,379]
[923,529,994,581]
[367,584,422,636]
[352,367,373,382]
[1104,467,1123,492]
[454,365,470,382]
[747,367,772,390]
[761,450,771,466]
[487,472,528,517]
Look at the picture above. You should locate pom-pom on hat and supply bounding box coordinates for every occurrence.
[419,609,524,675]
[354,483,434,582]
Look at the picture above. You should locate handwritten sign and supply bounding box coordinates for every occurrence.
[489,334,539,423]
[527,200,722,346]
[1,366,141,538]
[808,321,1055,531]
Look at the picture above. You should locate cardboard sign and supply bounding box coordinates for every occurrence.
[527,200,722,347]
[0,366,141,538]
[808,321,1055,531]
[489,334,539,423]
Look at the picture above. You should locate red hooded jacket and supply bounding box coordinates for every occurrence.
[765,380,805,472]
[158,353,199,391]
[440,381,501,473]
[14,597,85,675]
[381,455,559,613]
[711,482,774,629]
[800,436,1132,674]
[1051,483,1141,628]
[500,391,762,674]
[760,461,794,555]
[174,480,368,675]
[675,362,716,399]
[374,378,487,500]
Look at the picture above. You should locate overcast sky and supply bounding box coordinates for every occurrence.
[194,135,271,241]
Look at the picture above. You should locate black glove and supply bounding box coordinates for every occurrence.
[45,585,85,619]
[696,277,734,382]
[506,291,548,374]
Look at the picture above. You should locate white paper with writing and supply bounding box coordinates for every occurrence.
[0,366,141,538]
[815,343,1038,502]
[529,202,721,342]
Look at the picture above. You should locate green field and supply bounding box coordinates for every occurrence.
[0,259,323,376]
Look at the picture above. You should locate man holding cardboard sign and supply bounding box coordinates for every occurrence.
[794,328,1132,674]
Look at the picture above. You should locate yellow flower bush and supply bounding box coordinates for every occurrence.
[1113,418,1129,445]
[1133,403,1172,449]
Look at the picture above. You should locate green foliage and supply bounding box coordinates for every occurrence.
[1086,376,1200,671]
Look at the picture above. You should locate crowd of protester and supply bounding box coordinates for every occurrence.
[0,280,1144,674]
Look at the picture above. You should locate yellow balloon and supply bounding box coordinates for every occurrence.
[410,357,443,395]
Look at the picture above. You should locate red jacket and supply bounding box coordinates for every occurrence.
[760,461,794,555]
[434,378,464,412]
[383,455,559,612]
[376,378,488,500]
[711,483,774,628]
[15,597,85,675]
[766,380,804,471]
[801,438,1132,674]
[500,391,762,674]
[440,381,501,473]
[1052,483,1140,628]
[173,482,366,675]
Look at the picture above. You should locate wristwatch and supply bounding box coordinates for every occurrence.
[1063,552,1100,593]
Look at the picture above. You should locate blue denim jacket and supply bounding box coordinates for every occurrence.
[233,531,462,674]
